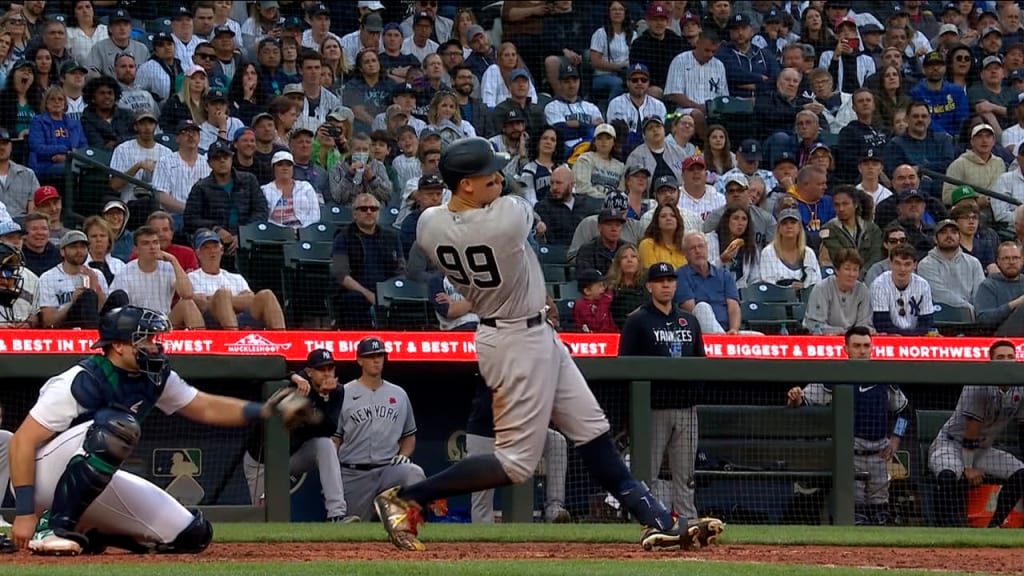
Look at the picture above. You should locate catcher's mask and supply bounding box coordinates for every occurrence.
[0,242,24,309]
[92,305,173,386]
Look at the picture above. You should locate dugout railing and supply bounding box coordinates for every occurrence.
[2,356,1019,525]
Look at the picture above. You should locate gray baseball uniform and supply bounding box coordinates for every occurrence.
[417,195,610,484]
[336,379,425,520]
[929,386,1024,480]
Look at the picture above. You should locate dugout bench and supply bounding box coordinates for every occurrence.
[691,405,864,524]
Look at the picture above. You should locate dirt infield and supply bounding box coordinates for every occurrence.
[5,542,1018,573]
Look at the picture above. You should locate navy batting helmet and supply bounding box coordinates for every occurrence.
[92,305,172,385]
[439,137,509,191]
[0,241,23,309]
[356,336,387,357]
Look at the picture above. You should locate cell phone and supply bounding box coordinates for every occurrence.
[82,275,90,289]
[844,38,859,51]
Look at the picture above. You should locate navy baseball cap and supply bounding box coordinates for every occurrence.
[307,3,330,16]
[176,119,200,134]
[654,174,679,190]
[647,262,677,281]
[110,8,132,23]
[418,172,445,189]
[207,140,233,157]
[213,24,235,37]
[729,13,752,28]
[357,336,387,357]
[172,5,193,19]
[738,139,762,160]
[151,31,174,45]
[773,151,798,167]
[508,68,530,83]
[764,8,783,23]
[898,189,925,202]
[193,229,220,250]
[577,268,605,289]
[0,220,24,236]
[628,63,649,77]
[603,190,629,211]
[307,348,335,368]
[598,208,627,223]
[206,89,228,103]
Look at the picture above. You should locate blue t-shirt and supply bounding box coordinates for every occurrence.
[908,80,969,136]
[674,264,740,325]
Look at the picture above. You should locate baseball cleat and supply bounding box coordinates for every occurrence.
[545,505,572,524]
[685,517,725,549]
[374,486,425,552]
[327,515,361,523]
[640,519,682,550]
[28,512,82,556]
[0,516,10,529]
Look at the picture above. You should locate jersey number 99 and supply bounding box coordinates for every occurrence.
[436,245,502,288]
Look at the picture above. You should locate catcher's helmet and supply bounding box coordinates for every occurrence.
[0,241,23,308]
[439,137,510,191]
[92,305,172,385]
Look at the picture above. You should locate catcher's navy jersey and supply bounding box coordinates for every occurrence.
[28,356,198,433]
[811,384,908,441]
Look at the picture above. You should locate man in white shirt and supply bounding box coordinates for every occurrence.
[665,34,729,139]
[110,110,175,203]
[60,61,87,121]
[38,230,109,328]
[295,50,342,130]
[401,0,452,43]
[152,120,211,230]
[341,13,383,69]
[606,64,667,147]
[188,229,285,330]
[1002,95,1024,155]
[679,155,725,221]
[171,5,201,67]
[301,3,342,51]
[993,145,1024,226]
[402,12,440,64]
[543,62,604,156]
[110,225,204,329]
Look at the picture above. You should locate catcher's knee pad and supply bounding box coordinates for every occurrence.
[84,408,142,469]
[158,510,213,554]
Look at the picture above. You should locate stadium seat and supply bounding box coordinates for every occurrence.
[705,96,755,143]
[298,222,338,244]
[376,276,432,329]
[378,206,400,228]
[743,282,800,304]
[741,301,798,333]
[64,147,114,222]
[538,244,572,281]
[932,304,974,333]
[281,241,334,326]
[322,204,353,225]
[545,281,578,300]
[146,17,171,33]
[556,299,575,331]
[821,266,835,278]
[155,133,177,152]
[237,223,295,295]
[542,265,567,283]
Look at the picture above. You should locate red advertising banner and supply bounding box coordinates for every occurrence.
[0,330,1014,362]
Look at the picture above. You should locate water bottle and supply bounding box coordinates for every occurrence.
[780,323,789,336]
[811,322,823,336]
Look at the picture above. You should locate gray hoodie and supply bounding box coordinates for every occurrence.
[974,272,1024,326]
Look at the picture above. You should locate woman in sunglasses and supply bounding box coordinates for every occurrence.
[944,43,973,91]
[1,11,28,64]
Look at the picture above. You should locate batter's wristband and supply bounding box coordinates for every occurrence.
[14,485,34,516]
[243,402,264,422]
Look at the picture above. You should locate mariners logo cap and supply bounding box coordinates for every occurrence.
[357,336,387,357]
[647,262,677,281]
[307,348,335,368]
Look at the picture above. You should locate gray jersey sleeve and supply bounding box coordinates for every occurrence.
[887,386,909,414]
[958,386,990,421]
[801,383,832,407]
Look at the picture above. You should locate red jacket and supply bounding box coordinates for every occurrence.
[573,292,616,333]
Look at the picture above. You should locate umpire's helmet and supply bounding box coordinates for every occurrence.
[0,241,23,309]
[439,137,510,191]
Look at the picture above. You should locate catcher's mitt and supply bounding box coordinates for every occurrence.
[267,388,322,431]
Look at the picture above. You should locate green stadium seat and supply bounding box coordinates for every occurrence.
[146,17,171,33]
[744,282,800,304]
[298,222,338,244]
[155,132,177,152]
[281,241,334,326]
[322,204,353,225]
[545,281,578,300]
[237,223,295,295]
[376,276,432,329]
[538,244,572,281]
[378,206,399,228]
[932,304,974,331]
[64,147,115,221]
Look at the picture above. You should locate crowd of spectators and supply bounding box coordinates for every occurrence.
[0,1,1023,337]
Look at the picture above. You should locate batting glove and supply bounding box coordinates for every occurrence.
[390,454,411,466]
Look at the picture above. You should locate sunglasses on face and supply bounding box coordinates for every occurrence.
[887,237,908,244]
[355,205,380,212]
[954,55,971,62]
[197,53,216,60]
[629,77,649,84]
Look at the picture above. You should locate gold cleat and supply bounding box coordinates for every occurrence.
[685,517,725,549]
[640,519,682,551]
[373,486,426,552]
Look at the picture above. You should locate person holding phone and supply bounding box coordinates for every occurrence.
[818,16,876,94]
[487,108,529,186]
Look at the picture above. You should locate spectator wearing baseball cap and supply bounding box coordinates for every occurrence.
[400,171,445,258]
[572,124,626,199]
[38,228,114,329]
[198,88,244,152]
[717,13,779,99]
[399,0,452,46]
[572,268,616,333]
[574,208,628,275]
[86,8,149,79]
[490,68,547,142]
[916,218,985,312]
[909,49,969,136]
[151,119,211,231]
[31,186,69,246]
[967,55,1017,139]
[183,140,267,242]
[629,2,687,95]
[941,122,1006,206]
[606,63,668,151]
[462,24,495,81]
[624,115,689,195]
[716,139,779,196]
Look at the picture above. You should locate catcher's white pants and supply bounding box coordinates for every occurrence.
[243,437,348,518]
[22,420,194,544]
[467,429,569,523]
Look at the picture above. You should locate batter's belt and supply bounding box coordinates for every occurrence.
[480,313,544,329]
[341,463,390,471]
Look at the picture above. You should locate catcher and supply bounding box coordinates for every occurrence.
[7,305,315,555]
[336,337,425,521]
[244,348,357,522]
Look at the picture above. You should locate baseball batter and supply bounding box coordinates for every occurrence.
[337,337,425,521]
[373,137,724,552]
[787,326,910,525]
[929,340,1024,527]
[7,305,290,555]
[465,380,571,523]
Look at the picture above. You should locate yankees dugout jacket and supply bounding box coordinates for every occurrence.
[619,302,704,409]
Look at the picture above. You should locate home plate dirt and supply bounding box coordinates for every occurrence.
[5,543,1019,573]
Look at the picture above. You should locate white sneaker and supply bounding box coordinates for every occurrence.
[27,511,81,556]
[0,516,11,529]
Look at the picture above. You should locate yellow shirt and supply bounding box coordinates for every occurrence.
[638,238,687,271]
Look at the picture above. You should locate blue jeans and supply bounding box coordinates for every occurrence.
[592,73,624,101]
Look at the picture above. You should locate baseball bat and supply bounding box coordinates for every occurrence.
[917,167,1021,207]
